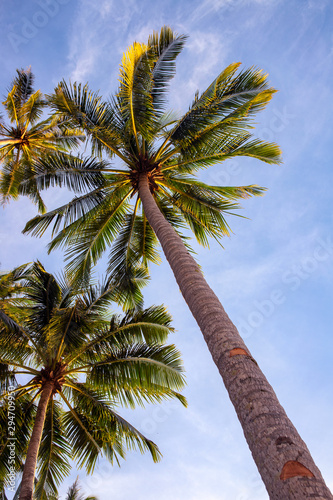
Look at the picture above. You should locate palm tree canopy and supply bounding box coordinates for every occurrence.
[0,68,85,212]
[0,262,186,499]
[23,26,282,283]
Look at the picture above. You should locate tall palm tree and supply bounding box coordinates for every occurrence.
[23,27,332,498]
[0,68,84,212]
[0,262,186,500]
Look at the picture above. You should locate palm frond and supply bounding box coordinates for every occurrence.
[23,188,108,239]
[106,207,161,300]
[60,187,132,284]
[49,82,127,162]
[148,26,187,115]
[19,154,106,196]
[67,304,174,365]
[64,382,162,467]
[87,343,185,406]
[10,68,35,106]
[22,262,61,336]
[118,40,157,146]
[169,64,276,144]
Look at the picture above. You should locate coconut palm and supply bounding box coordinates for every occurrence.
[0,68,84,212]
[1,476,97,500]
[22,27,332,499]
[0,262,186,500]
[61,478,97,500]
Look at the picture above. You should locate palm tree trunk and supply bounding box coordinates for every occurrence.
[138,173,332,499]
[19,382,53,500]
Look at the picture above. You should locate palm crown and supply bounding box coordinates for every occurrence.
[23,26,281,283]
[0,68,84,212]
[0,262,186,499]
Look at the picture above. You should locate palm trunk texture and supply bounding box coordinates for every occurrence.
[138,173,332,499]
[19,382,53,500]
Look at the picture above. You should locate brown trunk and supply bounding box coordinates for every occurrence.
[19,382,53,500]
[138,173,332,499]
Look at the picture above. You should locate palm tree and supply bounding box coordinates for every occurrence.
[61,478,97,500]
[22,27,332,498]
[0,262,186,500]
[0,68,84,212]
[1,476,97,500]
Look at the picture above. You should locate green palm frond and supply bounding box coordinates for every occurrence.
[0,329,33,365]
[118,40,156,146]
[87,343,185,400]
[106,207,161,280]
[49,82,126,162]
[59,391,103,472]
[63,383,161,468]
[7,68,35,109]
[168,64,276,146]
[22,263,62,341]
[0,263,30,331]
[61,186,133,284]
[3,68,37,125]
[19,153,106,196]
[148,27,188,115]
[23,187,107,239]
[68,304,174,366]
[35,399,71,499]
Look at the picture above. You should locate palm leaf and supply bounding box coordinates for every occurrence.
[63,382,161,467]
[49,82,127,162]
[148,26,187,115]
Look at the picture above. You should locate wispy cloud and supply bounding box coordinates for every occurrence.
[189,0,282,26]
[67,0,139,84]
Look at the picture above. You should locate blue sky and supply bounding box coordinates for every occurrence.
[1,0,333,498]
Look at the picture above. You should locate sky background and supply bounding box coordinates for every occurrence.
[1,0,333,498]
